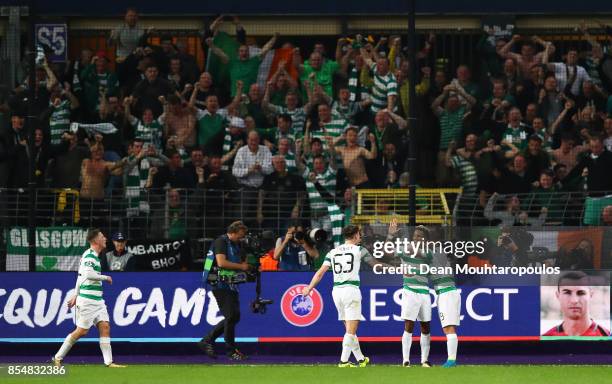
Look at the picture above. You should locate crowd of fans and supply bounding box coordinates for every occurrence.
[1,10,612,238]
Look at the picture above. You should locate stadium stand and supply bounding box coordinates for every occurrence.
[1,8,612,271]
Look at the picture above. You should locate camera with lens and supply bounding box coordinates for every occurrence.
[243,230,276,266]
[292,227,328,244]
[242,230,276,314]
[526,246,555,262]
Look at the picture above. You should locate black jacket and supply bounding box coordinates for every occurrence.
[0,127,30,188]
[564,150,612,191]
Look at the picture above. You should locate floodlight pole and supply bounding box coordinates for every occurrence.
[27,0,37,271]
[407,0,417,226]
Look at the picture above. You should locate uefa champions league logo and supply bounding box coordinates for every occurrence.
[281,284,323,327]
[291,295,313,316]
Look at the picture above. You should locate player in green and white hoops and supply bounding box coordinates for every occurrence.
[430,248,460,368]
[52,229,125,368]
[388,221,433,368]
[303,225,376,368]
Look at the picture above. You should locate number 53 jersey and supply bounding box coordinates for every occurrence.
[323,243,373,288]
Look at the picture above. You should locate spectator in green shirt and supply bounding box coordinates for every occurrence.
[298,47,346,99]
[80,53,119,120]
[502,107,532,155]
[530,169,562,223]
[451,65,481,105]
[206,33,278,97]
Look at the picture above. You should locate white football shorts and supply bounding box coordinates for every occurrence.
[332,286,362,321]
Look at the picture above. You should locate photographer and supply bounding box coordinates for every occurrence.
[273,224,320,271]
[198,221,251,361]
[493,226,534,267]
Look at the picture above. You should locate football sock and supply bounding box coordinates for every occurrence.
[446,333,458,360]
[55,334,77,361]
[350,334,364,361]
[341,333,352,362]
[420,333,431,363]
[99,337,113,365]
[402,331,412,363]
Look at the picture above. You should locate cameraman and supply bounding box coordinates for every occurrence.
[273,224,320,271]
[198,221,250,361]
[493,226,533,267]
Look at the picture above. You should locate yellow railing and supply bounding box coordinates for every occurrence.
[351,188,462,225]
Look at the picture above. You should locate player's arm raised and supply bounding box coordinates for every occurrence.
[303,264,330,296]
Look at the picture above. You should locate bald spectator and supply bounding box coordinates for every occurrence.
[298,48,342,99]
[451,65,481,105]
[562,136,612,192]
[239,83,268,128]
[192,72,221,110]
[232,131,273,189]
[232,131,273,226]
[360,48,398,113]
[368,109,407,153]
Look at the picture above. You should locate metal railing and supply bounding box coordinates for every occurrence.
[453,191,612,227]
[352,188,462,225]
[0,187,322,238]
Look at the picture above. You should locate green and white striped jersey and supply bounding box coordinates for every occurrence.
[429,252,457,295]
[311,114,348,169]
[268,104,307,137]
[49,100,72,145]
[400,251,432,295]
[311,114,349,145]
[369,63,398,113]
[304,152,330,170]
[331,100,363,124]
[323,243,373,287]
[76,248,107,302]
[125,155,151,215]
[303,166,337,212]
[128,116,163,149]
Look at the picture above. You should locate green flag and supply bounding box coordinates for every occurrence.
[206,32,239,90]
